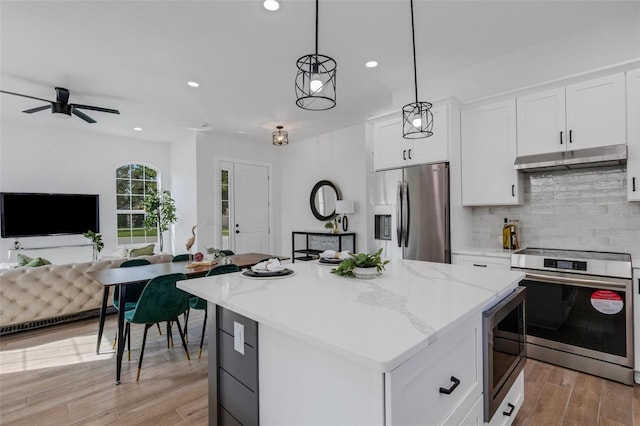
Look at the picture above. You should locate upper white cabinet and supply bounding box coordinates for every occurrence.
[627,69,640,202]
[517,72,627,157]
[461,98,524,206]
[372,104,448,171]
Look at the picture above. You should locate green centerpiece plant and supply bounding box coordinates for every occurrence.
[331,248,389,278]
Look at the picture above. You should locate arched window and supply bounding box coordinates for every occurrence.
[116,164,159,245]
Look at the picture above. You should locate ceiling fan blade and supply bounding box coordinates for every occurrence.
[0,90,52,103]
[71,103,120,114]
[23,105,52,114]
[72,108,97,123]
[55,87,70,104]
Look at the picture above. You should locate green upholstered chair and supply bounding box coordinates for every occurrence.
[112,258,157,349]
[171,254,190,262]
[185,263,240,358]
[220,250,235,256]
[123,273,191,381]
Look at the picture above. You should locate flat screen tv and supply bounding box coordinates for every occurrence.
[0,192,99,238]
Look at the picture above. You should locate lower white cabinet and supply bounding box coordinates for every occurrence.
[385,314,482,425]
[461,99,523,206]
[486,372,524,426]
[452,254,511,270]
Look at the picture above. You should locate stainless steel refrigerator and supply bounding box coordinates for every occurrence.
[372,162,450,263]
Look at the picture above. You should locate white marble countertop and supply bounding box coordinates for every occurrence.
[178,259,525,372]
[452,247,515,258]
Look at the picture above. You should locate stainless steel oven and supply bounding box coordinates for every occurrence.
[512,248,634,385]
[483,286,527,422]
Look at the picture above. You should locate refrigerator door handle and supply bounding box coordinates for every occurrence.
[402,180,410,247]
[396,181,403,247]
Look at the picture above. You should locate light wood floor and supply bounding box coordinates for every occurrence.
[1,314,639,425]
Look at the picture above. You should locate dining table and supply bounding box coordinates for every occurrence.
[87,252,288,384]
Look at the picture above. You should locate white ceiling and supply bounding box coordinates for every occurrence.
[1,0,638,144]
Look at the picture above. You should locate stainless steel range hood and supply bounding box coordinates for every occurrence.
[514,144,627,173]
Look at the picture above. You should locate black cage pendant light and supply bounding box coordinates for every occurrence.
[295,0,337,111]
[273,125,289,146]
[402,0,433,139]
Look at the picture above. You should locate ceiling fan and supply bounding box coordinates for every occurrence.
[0,87,120,123]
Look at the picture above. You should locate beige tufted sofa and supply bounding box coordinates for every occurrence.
[0,253,173,333]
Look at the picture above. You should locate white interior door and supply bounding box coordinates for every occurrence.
[232,163,270,254]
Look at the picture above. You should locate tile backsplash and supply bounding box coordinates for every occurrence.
[472,166,640,262]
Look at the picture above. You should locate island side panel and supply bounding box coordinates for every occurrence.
[258,324,385,425]
[208,301,219,424]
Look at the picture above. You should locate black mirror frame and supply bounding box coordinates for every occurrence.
[310,180,341,221]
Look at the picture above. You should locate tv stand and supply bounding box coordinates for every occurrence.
[8,244,93,264]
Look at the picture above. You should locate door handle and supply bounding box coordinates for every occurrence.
[438,376,460,395]
[396,181,403,247]
[503,403,515,416]
[403,181,410,248]
[235,230,240,234]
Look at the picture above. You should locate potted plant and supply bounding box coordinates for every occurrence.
[143,189,177,252]
[324,220,338,234]
[331,248,389,279]
[83,230,104,261]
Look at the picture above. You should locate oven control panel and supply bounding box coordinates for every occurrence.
[543,258,587,271]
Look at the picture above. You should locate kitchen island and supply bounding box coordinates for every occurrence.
[178,259,525,425]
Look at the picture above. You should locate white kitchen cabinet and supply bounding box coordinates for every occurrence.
[461,99,524,206]
[372,104,448,171]
[385,314,482,425]
[516,72,626,157]
[452,254,511,270]
[627,69,640,202]
[485,371,524,426]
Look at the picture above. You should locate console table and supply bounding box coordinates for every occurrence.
[291,231,356,262]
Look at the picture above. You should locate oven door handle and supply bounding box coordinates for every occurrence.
[523,272,629,291]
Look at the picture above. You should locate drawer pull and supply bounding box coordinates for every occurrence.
[473,263,487,267]
[503,403,515,416]
[439,376,460,395]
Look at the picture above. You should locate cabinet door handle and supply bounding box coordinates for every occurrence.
[503,403,515,416]
[633,177,636,192]
[408,149,412,160]
[439,376,460,395]
[403,149,407,160]
[473,263,488,267]
[569,129,573,143]
[560,131,563,145]
[512,184,515,197]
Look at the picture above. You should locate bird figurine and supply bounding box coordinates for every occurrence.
[186,225,197,261]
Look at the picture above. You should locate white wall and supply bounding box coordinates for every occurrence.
[392,10,640,107]
[279,124,369,259]
[169,133,197,255]
[0,120,170,262]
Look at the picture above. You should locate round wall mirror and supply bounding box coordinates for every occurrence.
[310,180,341,221]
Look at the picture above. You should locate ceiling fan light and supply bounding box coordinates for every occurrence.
[52,103,72,118]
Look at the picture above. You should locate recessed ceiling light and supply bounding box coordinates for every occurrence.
[134,127,142,131]
[187,81,200,87]
[263,0,279,11]
[366,61,378,68]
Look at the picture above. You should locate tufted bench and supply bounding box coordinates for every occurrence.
[0,254,173,334]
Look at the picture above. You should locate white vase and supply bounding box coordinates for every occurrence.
[353,266,379,279]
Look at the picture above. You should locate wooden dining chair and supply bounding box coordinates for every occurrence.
[123,273,190,381]
[184,263,240,358]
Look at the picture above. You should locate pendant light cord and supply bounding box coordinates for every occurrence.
[410,0,418,104]
[315,0,319,57]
